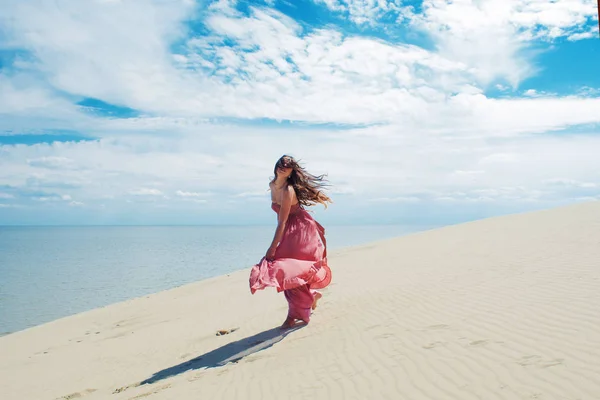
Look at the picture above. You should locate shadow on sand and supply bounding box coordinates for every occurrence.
[140,324,305,385]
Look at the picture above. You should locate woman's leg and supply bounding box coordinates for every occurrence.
[282,285,314,328]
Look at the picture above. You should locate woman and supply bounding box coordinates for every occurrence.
[249,155,332,328]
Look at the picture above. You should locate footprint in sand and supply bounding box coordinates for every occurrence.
[425,324,449,330]
[517,355,565,368]
[56,388,96,399]
[469,339,489,346]
[375,332,393,340]
[127,384,171,399]
[113,383,141,394]
[423,341,446,349]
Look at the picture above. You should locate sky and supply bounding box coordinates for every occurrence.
[0,0,599,226]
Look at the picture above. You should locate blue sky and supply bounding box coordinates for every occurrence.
[0,0,599,225]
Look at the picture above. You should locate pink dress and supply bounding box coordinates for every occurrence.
[249,202,332,322]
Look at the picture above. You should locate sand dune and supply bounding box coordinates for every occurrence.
[2,201,600,399]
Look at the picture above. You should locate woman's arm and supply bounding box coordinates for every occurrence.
[266,185,295,259]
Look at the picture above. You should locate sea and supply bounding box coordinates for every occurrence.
[0,224,431,336]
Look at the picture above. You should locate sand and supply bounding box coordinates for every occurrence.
[1,201,600,400]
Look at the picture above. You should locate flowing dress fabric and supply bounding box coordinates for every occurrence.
[249,203,332,321]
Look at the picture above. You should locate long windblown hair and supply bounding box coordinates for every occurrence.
[271,155,332,208]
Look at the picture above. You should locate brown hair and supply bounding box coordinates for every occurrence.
[271,155,332,208]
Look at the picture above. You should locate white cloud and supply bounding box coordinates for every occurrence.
[208,0,240,15]
[187,7,477,124]
[479,153,519,165]
[0,1,490,126]
[316,0,599,47]
[543,178,598,189]
[408,0,598,86]
[176,190,212,198]
[33,196,61,202]
[522,89,557,98]
[234,191,270,198]
[0,0,599,224]
[453,170,485,175]
[315,0,406,26]
[0,74,93,132]
[175,190,212,203]
[524,89,538,97]
[1,122,599,220]
[129,188,163,196]
[567,31,595,41]
[370,196,422,203]
[27,157,76,170]
[578,86,600,97]
[418,0,598,40]
[176,6,600,128]
[330,185,356,195]
[0,0,195,119]
[2,0,599,130]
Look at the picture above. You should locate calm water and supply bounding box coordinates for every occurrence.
[0,224,429,335]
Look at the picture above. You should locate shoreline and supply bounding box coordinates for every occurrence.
[1,266,252,338]
[0,202,588,339]
[0,202,579,337]
[1,223,436,337]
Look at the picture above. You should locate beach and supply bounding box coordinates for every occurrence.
[2,200,600,399]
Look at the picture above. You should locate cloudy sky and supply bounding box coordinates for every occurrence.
[0,0,599,226]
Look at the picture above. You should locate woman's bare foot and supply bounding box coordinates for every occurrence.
[280,317,296,329]
[281,317,309,329]
[311,292,322,310]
